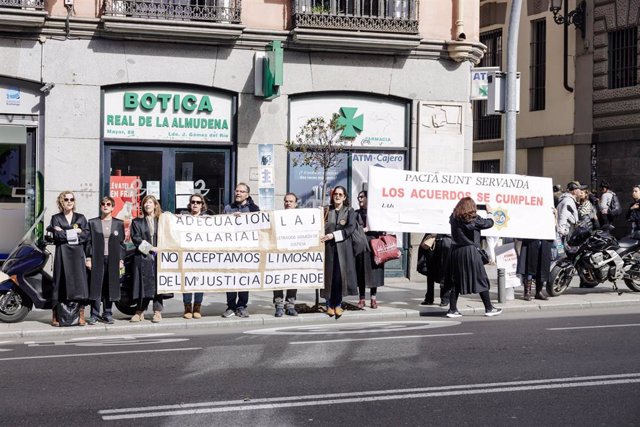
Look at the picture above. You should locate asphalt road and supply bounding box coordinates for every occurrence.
[1,307,639,426]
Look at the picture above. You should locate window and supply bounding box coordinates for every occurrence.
[608,27,638,89]
[473,159,500,174]
[474,29,503,141]
[530,19,546,111]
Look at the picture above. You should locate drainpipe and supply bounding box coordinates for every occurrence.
[454,0,466,40]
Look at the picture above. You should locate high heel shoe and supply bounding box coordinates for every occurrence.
[357,299,366,309]
[370,298,378,309]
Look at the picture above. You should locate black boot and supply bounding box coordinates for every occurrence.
[524,280,532,301]
[535,282,549,300]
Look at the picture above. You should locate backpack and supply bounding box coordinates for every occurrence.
[609,192,622,217]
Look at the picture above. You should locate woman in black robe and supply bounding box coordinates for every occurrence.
[86,196,125,324]
[130,195,168,323]
[447,197,502,318]
[48,191,90,326]
[516,239,551,301]
[354,191,384,309]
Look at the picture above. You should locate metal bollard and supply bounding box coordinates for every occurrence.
[497,268,506,304]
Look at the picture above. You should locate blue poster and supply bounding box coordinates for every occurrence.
[288,152,349,208]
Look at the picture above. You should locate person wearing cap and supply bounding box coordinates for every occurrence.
[599,180,614,226]
[553,184,563,207]
[556,181,585,237]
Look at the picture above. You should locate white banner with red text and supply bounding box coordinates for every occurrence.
[156,209,324,293]
[367,167,555,240]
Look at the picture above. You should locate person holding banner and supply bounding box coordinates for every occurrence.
[48,191,90,326]
[446,197,502,318]
[273,192,300,317]
[130,195,167,323]
[320,186,358,319]
[85,196,125,325]
[181,193,208,320]
[222,183,260,319]
[354,191,384,309]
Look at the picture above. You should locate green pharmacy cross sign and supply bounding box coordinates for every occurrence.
[337,107,364,138]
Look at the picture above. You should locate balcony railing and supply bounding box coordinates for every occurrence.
[0,0,44,8]
[293,0,418,33]
[103,0,241,23]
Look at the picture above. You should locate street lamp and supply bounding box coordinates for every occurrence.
[549,0,586,38]
[549,0,586,92]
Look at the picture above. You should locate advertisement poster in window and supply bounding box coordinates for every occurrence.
[109,176,141,241]
[287,152,349,209]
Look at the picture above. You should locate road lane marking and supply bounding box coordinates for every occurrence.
[547,323,640,331]
[289,332,473,344]
[0,347,201,362]
[245,320,460,336]
[99,372,640,420]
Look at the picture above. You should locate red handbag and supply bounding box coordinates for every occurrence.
[370,235,401,265]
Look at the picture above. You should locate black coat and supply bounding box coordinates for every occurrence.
[322,206,358,298]
[626,201,640,233]
[86,217,125,301]
[449,215,494,295]
[48,212,89,303]
[355,209,384,288]
[516,239,552,284]
[131,217,160,300]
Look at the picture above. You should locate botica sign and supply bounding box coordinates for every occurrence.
[103,88,233,142]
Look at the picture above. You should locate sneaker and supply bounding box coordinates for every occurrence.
[222,308,235,318]
[274,307,284,317]
[286,307,298,317]
[102,315,115,325]
[446,310,462,318]
[152,311,162,323]
[87,316,99,325]
[236,307,250,318]
[485,307,503,317]
[439,300,450,307]
[130,312,144,322]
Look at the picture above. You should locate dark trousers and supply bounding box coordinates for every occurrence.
[90,257,114,317]
[183,293,203,304]
[449,290,492,312]
[358,284,377,298]
[273,289,297,308]
[425,277,451,304]
[226,291,249,310]
[139,296,163,312]
[328,259,343,308]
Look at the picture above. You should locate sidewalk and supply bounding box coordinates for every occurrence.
[2,269,639,338]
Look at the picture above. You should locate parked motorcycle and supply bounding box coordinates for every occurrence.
[0,213,138,323]
[547,225,640,296]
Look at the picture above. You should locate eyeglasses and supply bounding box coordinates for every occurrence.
[333,193,345,198]
[64,198,75,202]
[100,202,112,207]
[357,196,366,199]
[191,200,203,205]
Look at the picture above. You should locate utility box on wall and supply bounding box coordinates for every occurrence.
[487,71,520,115]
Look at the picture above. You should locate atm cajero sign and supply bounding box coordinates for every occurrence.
[103,88,232,142]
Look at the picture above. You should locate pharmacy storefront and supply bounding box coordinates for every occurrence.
[288,93,410,275]
[102,86,236,236]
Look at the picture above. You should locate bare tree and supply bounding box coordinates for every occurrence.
[285,114,352,207]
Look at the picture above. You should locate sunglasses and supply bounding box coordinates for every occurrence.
[191,200,203,205]
[333,193,345,197]
[100,202,112,207]
[64,198,75,202]
[358,196,366,199]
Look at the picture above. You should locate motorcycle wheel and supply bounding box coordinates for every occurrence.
[624,275,640,292]
[547,265,573,296]
[115,300,138,316]
[0,289,31,323]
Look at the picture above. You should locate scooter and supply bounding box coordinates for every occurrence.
[0,212,139,323]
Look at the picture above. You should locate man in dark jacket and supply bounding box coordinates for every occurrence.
[221,182,260,318]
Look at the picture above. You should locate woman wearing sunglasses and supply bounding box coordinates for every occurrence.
[320,186,359,318]
[181,193,208,319]
[48,191,90,326]
[85,196,125,324]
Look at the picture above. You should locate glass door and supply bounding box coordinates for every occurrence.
[104,145,231,238]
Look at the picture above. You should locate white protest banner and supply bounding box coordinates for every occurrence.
[367,166,555,240]
[156,208,324,293]
[495,243,520,288]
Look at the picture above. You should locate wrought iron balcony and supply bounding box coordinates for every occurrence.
[293,0,418,33]
[103,0,242,24]
[0,0,44,8]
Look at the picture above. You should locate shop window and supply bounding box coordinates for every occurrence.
[0,144,25,204]
[530,18,546,111]
[608,27,638,89]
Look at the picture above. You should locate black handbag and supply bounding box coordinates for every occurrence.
[477,247,491,265]
[56,301,81,327]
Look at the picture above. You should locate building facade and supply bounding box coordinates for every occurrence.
[0,0,484,275]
